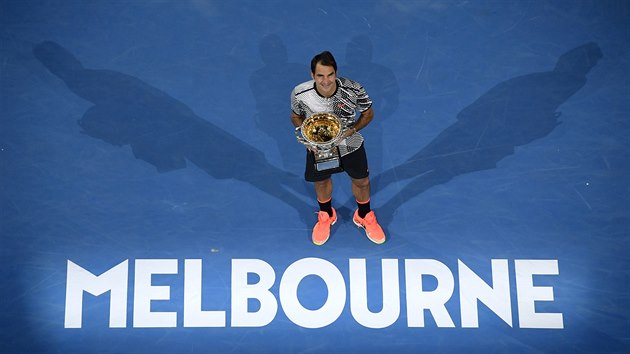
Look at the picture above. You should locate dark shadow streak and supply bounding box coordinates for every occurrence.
[341,35,400,173]
[249,34,308,171]
[32,41,312,221]
[364,42,602,227]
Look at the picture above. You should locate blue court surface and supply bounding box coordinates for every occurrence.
[1,1,629,353]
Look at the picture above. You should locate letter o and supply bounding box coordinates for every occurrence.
[279,258,346,328]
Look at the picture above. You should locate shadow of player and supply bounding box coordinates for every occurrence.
[32,40,312,221]
[362,42,602,227]
[340,35,400,174]
[249,34,309,171]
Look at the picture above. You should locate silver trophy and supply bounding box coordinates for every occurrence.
[295,112,347,172]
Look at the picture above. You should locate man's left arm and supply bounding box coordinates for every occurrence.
[344,107,374,137]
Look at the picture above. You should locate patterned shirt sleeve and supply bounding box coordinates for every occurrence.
[290,87,301,116]
[354,83,372,113]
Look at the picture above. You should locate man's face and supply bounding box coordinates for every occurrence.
[312,63,337,97]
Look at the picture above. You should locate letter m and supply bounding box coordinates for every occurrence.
[65,260,128,328]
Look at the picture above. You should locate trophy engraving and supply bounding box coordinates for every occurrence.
[295,112,346,172]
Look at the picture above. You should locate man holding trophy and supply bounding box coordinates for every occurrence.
[291,51,386,245]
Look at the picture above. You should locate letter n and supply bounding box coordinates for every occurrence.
[64,260,128,328]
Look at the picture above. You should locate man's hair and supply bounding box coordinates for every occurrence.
[311,51,337,74]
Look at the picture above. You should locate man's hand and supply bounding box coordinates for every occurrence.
[342,127,357,139]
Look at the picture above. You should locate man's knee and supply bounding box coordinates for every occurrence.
[314,178,332,187]
[352,177,370,189]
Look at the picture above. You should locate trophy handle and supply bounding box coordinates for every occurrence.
[295,125,307,144]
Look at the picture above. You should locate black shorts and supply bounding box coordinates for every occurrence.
[304,143,369,182]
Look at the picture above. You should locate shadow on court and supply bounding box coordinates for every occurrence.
[32,40,313,222]
[342,42,603,228]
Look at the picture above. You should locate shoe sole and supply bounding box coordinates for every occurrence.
[313,217,337,246]
[353,218,385,244]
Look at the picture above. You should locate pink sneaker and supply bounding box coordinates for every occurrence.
[312,207,337,245]
[353,210,386,244]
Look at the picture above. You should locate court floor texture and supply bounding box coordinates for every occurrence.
[1,1,629,353]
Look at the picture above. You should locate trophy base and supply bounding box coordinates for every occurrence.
[313,147,343,173]
[315,157,340,172]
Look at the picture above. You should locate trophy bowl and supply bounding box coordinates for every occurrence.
[295,112,345,172]
[298,113,343,150]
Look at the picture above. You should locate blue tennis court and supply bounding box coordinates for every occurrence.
[1,1,629,353]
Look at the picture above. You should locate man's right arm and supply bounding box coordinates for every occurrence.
[291,111,304,128]
[292,111,313,151]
